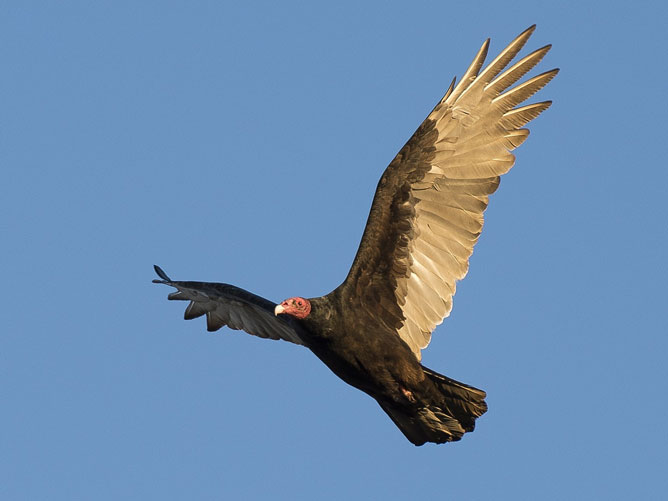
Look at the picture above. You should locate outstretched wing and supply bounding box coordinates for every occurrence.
[336,26,558,359]
[153,265,304,345]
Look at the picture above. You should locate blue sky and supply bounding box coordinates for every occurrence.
[2,1,667,499]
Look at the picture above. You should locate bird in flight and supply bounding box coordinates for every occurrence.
[154,25,557,446]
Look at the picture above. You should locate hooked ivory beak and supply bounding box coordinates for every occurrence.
[274,304,285,316]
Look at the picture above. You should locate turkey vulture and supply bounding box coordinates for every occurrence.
[153,25,557,446]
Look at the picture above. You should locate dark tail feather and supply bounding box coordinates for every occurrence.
[379,402,468,446]
[422,365,488,432]
[379,367,487,446]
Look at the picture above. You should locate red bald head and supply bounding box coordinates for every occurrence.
[274,297,311,319]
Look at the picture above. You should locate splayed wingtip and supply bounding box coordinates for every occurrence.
[153,264,172,283]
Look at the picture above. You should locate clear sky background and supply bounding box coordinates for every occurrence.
[2,1,667,500]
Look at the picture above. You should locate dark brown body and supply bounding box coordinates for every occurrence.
[297,293,487,445]
[300,295,422,400]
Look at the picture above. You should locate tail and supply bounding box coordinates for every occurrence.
[380,366,488,446]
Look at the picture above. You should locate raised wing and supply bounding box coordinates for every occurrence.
[153,265,304,345]
[337,26,558,359]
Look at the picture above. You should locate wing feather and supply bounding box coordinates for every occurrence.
[336,27,557,359]
[153,265,304,345]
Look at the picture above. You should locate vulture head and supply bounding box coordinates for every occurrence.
[274,297,311,319]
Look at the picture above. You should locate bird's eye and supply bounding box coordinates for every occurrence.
[297,300,303,306]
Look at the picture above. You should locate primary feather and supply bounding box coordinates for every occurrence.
[154,26,558,445]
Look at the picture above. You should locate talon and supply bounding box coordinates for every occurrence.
[401,387,416,403]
